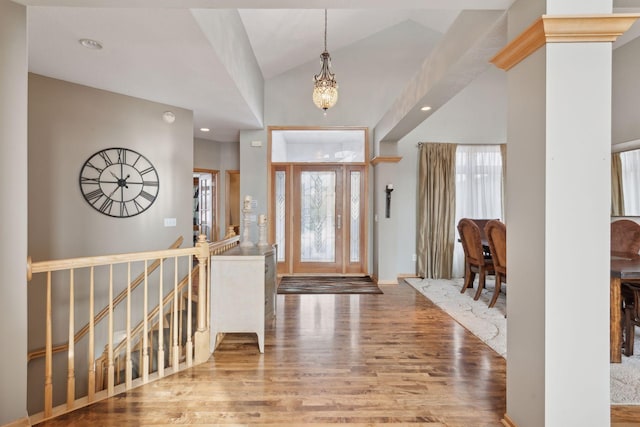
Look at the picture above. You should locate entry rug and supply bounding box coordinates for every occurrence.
[277,276,383,294]
[405,277,640,405]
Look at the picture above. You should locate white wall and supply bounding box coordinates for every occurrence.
[27,74,194,411]
[0,2,28,424]
[613,35,640,146]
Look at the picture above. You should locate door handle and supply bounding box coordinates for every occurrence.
[337,214,342,230]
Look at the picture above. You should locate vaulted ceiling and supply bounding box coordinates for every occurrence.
[16,0,640,143]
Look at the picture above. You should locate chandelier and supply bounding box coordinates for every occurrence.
[312,9,338,112]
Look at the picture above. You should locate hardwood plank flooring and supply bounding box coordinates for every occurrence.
[34,282,640,426]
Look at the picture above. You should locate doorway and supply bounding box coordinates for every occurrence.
[269,127,368,275]
[193,169,218,244]
[225,170,240,236]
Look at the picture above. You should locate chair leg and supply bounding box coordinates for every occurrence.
[488,274,502,308]
[625,305,635,357]
[461,265,475,294]
[473,269,485,301]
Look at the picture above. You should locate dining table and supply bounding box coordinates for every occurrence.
[610,251,640,363]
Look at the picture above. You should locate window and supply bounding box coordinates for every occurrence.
[620,149,640,216]
[452,145,503,277]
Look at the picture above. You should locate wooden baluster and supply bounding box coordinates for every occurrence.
[107,265,114,395]
[157,261,164,378]
[44,271,53,418]
[206,253,211,331]
[186,255,193,367]
[172,256,180,368]
[67,269,75,409]
[168,298,174,367]
[88,267,95,400]
[126,262,132,389]
[142,260,149,382]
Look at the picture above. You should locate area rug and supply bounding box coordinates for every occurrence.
[405,277,640,405]
[405,277,507,357]
[277,276,383,294]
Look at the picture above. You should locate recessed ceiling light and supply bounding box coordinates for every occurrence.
[420,106,432,111]
[79,38,103,50]
[200,128,210,132]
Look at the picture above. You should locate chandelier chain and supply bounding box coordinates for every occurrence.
[323,9,328,52]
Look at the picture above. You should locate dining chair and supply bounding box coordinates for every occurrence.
[484,220,506,308]
[457,218,495,300]
[469,218,497,258]
[611,219,640,256]
[611,219,640,355]
[623,282,640,356]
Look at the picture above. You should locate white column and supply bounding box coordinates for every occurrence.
[501,0,618,425]
[0,1,29,425]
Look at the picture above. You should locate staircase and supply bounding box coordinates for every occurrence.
[96,277,198,390]
[26,234,239,424]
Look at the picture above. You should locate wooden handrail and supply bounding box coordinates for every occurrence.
[29,240,195,274]
[27,237,184,362]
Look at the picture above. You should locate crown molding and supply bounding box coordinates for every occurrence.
[491,14,640,71]
[370,156,402,166]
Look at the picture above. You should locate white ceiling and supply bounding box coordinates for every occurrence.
[17,0,640,142]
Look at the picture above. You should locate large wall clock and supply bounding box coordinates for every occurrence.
[79,147,160,218]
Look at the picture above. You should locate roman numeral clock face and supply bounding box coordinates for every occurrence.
[79,148,159,218]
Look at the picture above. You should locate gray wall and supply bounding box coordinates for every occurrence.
[0,2,28,424]
[27,74,193,411]
[239,130,269,244]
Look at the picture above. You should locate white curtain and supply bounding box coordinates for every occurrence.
[452,145,503,277]
[621,149,640,216]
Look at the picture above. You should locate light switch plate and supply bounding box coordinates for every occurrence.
[164,218,176,227]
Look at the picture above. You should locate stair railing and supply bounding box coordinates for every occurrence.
[26,237,184,363]
[95,263,200,391]
[26,234,239,424]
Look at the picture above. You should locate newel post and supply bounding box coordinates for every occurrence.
[193,234,210,364]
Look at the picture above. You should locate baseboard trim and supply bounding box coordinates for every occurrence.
[398,273,419,278]
[3,416,30,427]
[502,414,517,427]
[377,279,398,285]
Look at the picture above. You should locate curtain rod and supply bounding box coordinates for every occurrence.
[416,142,506,148]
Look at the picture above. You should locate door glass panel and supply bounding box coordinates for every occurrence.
[271,129,365,163]
[300,171,335,263]
[350,171,361,263]
[275,170,286,262]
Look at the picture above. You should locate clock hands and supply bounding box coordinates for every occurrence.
[108,170,131,188]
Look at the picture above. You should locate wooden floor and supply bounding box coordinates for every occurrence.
[36,281,640,426]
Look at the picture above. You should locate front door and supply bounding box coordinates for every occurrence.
[273,164,366,274]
